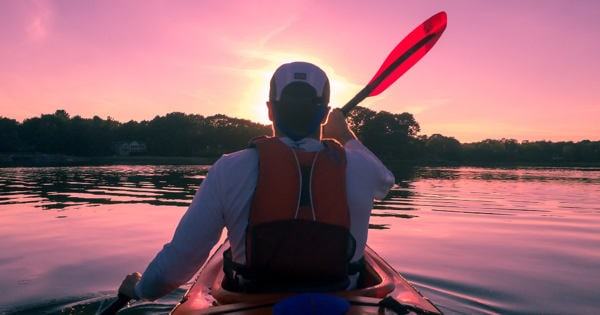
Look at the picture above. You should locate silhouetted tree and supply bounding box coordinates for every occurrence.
[20,110,72,154]
[346,106,377,136]
[359,111,420,158]
[0,117,21,152]
[425,134,462,161]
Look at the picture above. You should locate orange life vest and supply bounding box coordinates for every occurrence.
[227,136,356,292]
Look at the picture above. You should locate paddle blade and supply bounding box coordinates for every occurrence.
[368,11,447,96]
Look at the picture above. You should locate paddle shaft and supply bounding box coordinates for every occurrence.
[100,294,131,315]
[340,33,438,117]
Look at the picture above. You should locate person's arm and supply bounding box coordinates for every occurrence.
[118,161,226,301]
[323,108,395,199]
[322,108,358,145]
[344,139,395,199]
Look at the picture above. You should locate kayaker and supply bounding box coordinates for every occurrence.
[117,61,395,300]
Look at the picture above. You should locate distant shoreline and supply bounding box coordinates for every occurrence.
[3,110,599,167]
[0,153,218,168]
[2,153,599,168]
[382,159,600,169]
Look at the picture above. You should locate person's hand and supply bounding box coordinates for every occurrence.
[118,272,141,299]
[322,108,357,145]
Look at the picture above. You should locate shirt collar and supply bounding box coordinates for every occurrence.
[278,137,324,152]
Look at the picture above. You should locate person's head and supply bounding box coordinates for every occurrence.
[266,62,331,140]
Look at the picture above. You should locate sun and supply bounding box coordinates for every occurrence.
[237,54,362,125]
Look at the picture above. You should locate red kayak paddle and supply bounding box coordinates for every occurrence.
[341,11,447,116]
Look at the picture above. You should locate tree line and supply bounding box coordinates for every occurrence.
[1,108,599,164]
[0,110,270,156]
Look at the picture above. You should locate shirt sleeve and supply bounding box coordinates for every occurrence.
[134,160,226,301]
[344,139,395,200]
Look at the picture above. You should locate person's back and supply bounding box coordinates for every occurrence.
[117,61,394,300]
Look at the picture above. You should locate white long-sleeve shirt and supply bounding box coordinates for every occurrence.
[135,137,394,300]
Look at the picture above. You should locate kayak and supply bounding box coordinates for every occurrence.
[171,240,442,314]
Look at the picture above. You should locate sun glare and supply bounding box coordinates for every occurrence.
[238,52,362,124]
[237,70,272,125]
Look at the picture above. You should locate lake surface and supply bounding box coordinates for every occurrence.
[0,165,599,314]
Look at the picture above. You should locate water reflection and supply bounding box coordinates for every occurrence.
[413,166,600,184]
[1,165,599,314]
[0,166,208,210]
[3,165,597,215]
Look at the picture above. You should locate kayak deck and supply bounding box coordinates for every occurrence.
[171,241,442,314]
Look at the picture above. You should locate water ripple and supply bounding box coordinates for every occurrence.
[1,165,599,314]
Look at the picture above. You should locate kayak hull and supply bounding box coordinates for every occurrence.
[171,241,442,314]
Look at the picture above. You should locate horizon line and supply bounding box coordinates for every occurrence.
[2,108,598,144]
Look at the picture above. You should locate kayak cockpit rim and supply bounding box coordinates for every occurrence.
[171,240,442,315]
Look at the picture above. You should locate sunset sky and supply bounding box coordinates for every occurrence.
[1,0,599,142]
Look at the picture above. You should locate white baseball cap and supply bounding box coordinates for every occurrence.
[269,61,330,105]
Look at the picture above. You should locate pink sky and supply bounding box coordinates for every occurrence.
[1,0,599,142]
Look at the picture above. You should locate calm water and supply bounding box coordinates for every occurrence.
[0,165,599,314]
